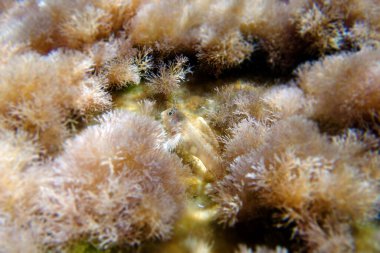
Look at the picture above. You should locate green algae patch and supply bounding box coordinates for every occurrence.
[354,223,380,253]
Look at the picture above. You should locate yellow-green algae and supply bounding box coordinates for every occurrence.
[103,80,282,252]
[354,222,380,253]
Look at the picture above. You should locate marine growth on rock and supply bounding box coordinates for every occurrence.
[0,0,379,252]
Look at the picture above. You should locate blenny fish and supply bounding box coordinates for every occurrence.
[161,107,222,181]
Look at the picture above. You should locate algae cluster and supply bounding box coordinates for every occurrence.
[0,0,380,253]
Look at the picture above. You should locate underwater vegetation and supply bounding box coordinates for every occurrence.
[0,0,380,252]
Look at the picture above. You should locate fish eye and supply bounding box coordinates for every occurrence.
[167,107,177,116]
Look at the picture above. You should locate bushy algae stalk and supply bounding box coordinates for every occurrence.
[1,0,380,252]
